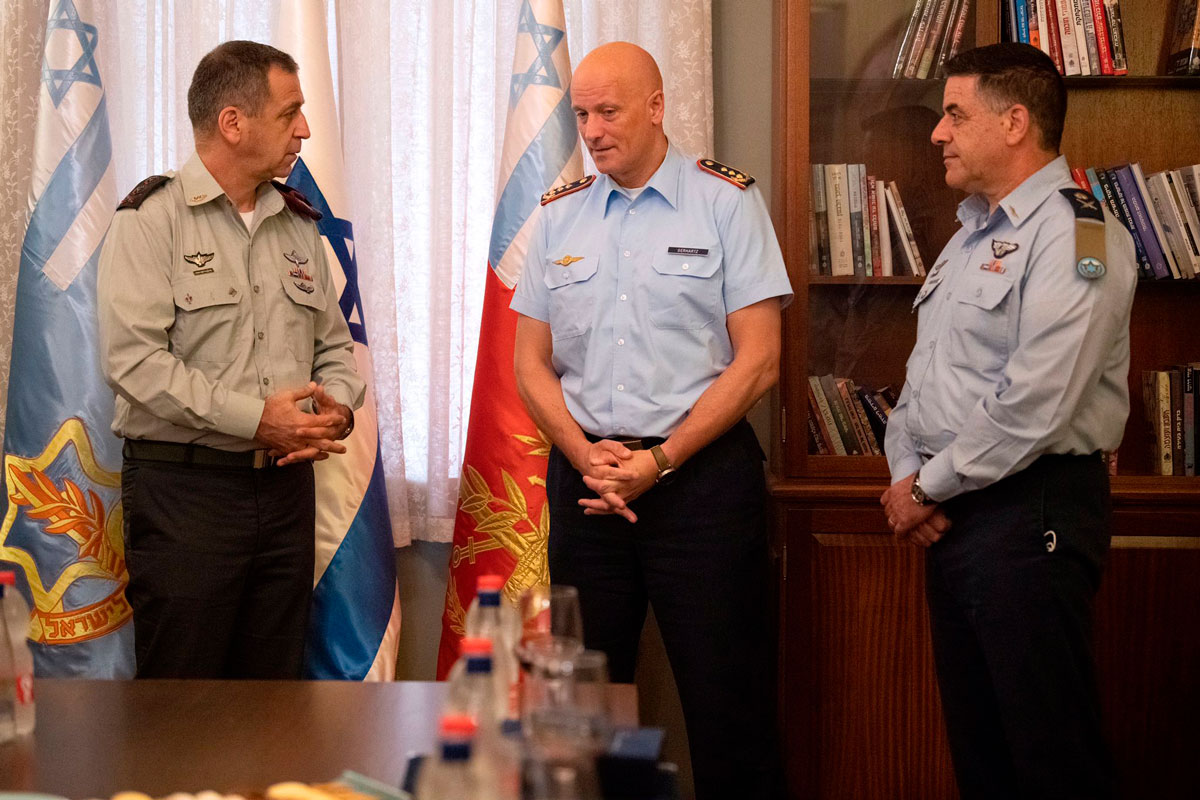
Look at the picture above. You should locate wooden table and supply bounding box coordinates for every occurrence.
[0,679,637,798]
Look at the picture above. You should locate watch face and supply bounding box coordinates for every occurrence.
[657,467,678,486]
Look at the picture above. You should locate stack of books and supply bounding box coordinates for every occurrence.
[807,375,897,456]
[1167,0,1200,75]
[1001,0,1129,76]
[1070,162,1200,280]
[1143,365,1199,476]
[809,165,925,277]
[893,0,974,79]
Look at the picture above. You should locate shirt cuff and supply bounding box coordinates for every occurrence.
[919,450,966,503]
[216,391,267,442]
[889,455,924,484]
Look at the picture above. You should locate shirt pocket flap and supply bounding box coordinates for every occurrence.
[651,245,723,278]
[280,272,328,311]
[957,274,1014,311]
[172,275,241,311]
[543,255,598,289]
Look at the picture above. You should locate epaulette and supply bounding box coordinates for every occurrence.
[541,175,595,206]
[272,181,323,221]
[117,175,170,210]
[1059,188,1108,280]
[698,159,755,189]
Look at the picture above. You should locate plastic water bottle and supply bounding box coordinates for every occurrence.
[464,575,521,722]
[443,637,521,800]
[0,571,34,740]
[416,714,482,800]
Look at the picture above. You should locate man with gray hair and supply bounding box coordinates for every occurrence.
[98,40,363,679]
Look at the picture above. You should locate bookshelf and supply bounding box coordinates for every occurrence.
[771,1,1200,797]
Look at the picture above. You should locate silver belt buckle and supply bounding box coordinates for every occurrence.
[253,450,270,469]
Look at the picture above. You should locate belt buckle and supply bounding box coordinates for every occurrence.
[617,438,645,451]
[253,450,272,469]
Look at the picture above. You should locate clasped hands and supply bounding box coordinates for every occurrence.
[575,440,660,524]
[879,472,952,548]
[254,382,353,466]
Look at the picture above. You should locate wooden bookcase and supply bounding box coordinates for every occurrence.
[770,1,1200,797]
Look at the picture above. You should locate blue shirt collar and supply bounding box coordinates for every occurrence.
[600,142,683,216]
[956,154,1072,232]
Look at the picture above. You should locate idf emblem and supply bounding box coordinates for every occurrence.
[1077,256,1106,280]
[0,419,131,645]
[991,239,1019,258]
[553,255,584,267]
[184,251,215,275]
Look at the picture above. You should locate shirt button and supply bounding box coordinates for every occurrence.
[628,208,637,215]
[617,384,625,392]
[623,250,631,258]
[253,285,261,293]
[681,263,689,270]
[913,389,920,399]
[263,377,270,386]
[617,338,625,346]
[562,271,569,279]
[975,287,982,297]
[620,294,627,301]
[257,331,264,340]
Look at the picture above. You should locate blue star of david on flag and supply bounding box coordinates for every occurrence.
[509,0,564,106]
[42,0,102,108]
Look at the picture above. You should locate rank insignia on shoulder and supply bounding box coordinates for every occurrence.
[697,159,755,189]
[1059,188,1108,280]
[1059,188,1103,222]
[271,181,323,221]
[541,175,596,206]
[118,175,171,210]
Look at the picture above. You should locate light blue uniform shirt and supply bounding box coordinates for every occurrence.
[885,155,1137,501]
[511,145,793,439]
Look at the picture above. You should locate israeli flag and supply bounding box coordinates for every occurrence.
[0,0,133,677]
[277,0,401,680]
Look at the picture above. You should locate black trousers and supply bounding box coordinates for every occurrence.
[547,420,780,800]
[121,457,315,679]
[928,453,1113,800]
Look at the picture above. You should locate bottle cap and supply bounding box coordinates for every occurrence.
[439,713,478,738]
[476,574,504,593]
[460,636,494,656]
[0,572,15,586]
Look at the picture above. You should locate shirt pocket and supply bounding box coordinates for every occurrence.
[947,272,1015,370]
[279,271,329,365]
[543,254,598,341]
[648,244,723,330]
[170,275,243,363]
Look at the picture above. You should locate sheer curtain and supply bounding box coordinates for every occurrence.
[0,0,713,544]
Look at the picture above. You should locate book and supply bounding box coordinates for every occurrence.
[1103,0,1129,74]
[1182,165,1200,211]
[848,382,882,456]
[1169,170,1200,269]
[1029,0,1043,49]
[875,180,894,276]
[856,385,890,454]
[1171,369,1185,476]
[1089,0,1115,74]
[1101,167,1153,278]
[905,0,942,77]
[879,385,900,408]
[1167,0,1200,75]
[847,164,866,277]
[1132,162,1182,279]
[866,173,883,277]
[856,164,874,276]
[1075,0,1102,75]
[1043,0,1066,73]
[1003,0,1017,43]
[1158,370,1174,475]
[837,378,877,455]
[824,164,855,276]
[1145,172,1196,278]
[944,0,972,70]
[1056,0,1082,75]
[1084,166,1104,201]
[1071,166,1091,191]
[807,409,830,455]
[1113,165,1171,279]
[820,374,862,455]
[808,376,845,455]
[934,0,968,78]
[812,164,832,275]
[1067,0,1094,75]
[917,0,957,78]
[1184,364,1196,476]
[887,180,926,275]
[1015,0,1031,43]
[895,0,930,78]
[808,181,819,275]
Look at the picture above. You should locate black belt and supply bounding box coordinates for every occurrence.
[122,439,279,469]
[582,431,666,451]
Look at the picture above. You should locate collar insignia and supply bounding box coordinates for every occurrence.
[991,239,1019,258]
[553,255,584,267]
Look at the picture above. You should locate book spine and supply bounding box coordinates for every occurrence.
[894,0,929,78]
[1169,170,1200,271]
[876,180,894,276]
[847,164,866,277]
[1042,0,1066,73]
[1088,0,1114,74]
[845,380,881,456]
[889,181,926,274]
[1185,165,1200,211]
[944,0,971,67]
[1171,370,1185,476]
[856,385,891,454]
[1154,172,1200,277]
[866,174,883,277]
[934,0,964,76]
[1102,167,1152,278]
[807,409,830,455]
[1084,166,1104,202]
[858,165,874,276]
[1143,371,1159,473]
[808,182,819,275]
[1056,0,1082,75]
[1114,165,1171,279]
[1185,365,1196,477]
[825,164,855,276]
[1103,0,1128,74]
[821,375,862,455]
[917,0,955,78]
[1144,173,1192,278]
[1071,166,1091,191]
[1167,2,1200,75]
[808,377,845,455]
[905,0,941,77]
[811,164,831,275]
[1158,371,1174,475]
[1133,163,1182,279]
[1015,0,1031,43]
[1029,0,1042,49]
[1076,0,1101,75]
[837,378,875,455]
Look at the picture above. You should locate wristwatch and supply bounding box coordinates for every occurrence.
[650,445,678,485]
[338,407,356,440]
[910,474,932,506]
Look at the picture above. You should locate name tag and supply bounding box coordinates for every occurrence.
[667,246,709,256]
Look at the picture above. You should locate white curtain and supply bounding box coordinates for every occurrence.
[0,0,713,545]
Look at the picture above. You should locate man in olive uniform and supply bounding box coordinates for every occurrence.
[98,41,363,679]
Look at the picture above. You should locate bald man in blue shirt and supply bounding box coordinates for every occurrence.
[882,44,1136,799]
[512,42,792,799]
